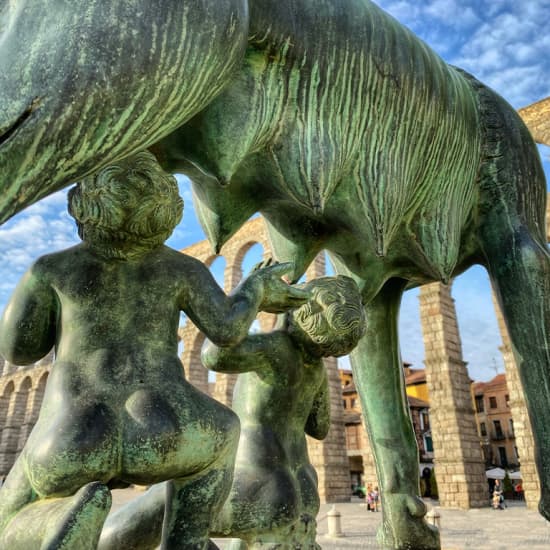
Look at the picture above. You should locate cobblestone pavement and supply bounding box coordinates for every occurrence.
[111,490,550,549]
[314,500,550,550]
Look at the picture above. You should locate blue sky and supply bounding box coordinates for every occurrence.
[0,0,549,382]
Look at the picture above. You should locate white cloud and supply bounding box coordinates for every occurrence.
[377,0,550,107]
[0,215,48,244]
[423,0,480,28]
[0,189,80,309]
[377,1,422,26]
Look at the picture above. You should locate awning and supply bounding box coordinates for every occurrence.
[484,468,522,480]
[485,468,505,479]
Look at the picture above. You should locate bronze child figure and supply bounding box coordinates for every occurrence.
[204,274,366,549]
[99,275,365,550]
[0,151,308,550]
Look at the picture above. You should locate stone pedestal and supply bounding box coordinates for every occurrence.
[419,283,487,508]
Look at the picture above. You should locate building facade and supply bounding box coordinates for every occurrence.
[473,374,518,469]
[341,367,433,489]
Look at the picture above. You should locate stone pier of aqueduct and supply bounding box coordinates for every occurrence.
[1,96,549,505]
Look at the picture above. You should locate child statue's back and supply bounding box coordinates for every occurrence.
[0,151,308,549]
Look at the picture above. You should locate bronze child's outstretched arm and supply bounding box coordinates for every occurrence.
[181,261,309,347]
[201,333,277,373]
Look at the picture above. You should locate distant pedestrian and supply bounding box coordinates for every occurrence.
[492,479,506,510]
[366,483,374,512]
[372,486,380,511]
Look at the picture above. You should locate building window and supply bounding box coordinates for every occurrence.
[351,398,356,409]
[342,399,347,409]
[420,410,430,431]
[493,420,504,439]
[424,434,433,453]
[489,396,497,409]
[509,419,514,437]
[505,394,510,407]
[480,422,487,437]
[498,446,508,467]
[475,395,484,413]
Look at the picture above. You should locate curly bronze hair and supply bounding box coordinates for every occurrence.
[290,275,366,357]
[68,151,183,259]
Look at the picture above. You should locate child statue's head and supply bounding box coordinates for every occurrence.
[68,151,183,259]
[289,275,366,357]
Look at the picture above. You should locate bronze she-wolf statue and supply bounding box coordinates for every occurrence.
[0,1,548,549]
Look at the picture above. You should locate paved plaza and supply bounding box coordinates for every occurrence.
[111,489,550,549]
[315,499,550,549]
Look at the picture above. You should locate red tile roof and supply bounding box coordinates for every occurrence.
[407,395,430,408]
[472,373,507,395]
[404,368,427,385]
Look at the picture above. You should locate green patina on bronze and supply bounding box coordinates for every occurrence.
[0,1,549,549]
[206,276,364,548]
[157,3,548,548]
[100,276,366,550]
[0,152,309,549]
[163,1,482,283]
[0,0,248,222]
